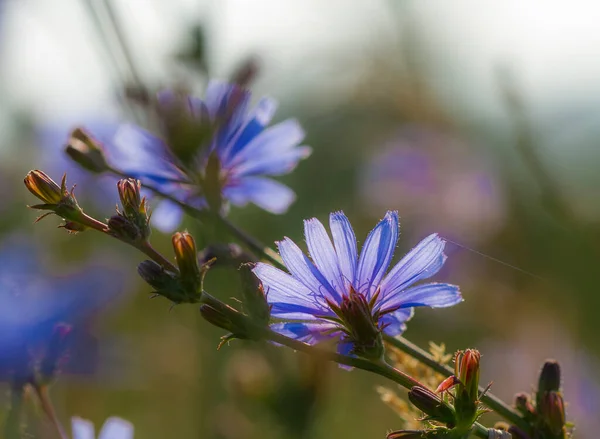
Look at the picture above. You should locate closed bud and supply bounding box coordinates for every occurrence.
[538,360,561,396]
[24,170,64,205]
[408,386,456,426]
[108,215,140,241]
[172,232,202,293]
[539,391,566,435]
[137,260,193,304]
[116,179,150,240]
[200,303,251,344]
[200,304,236,333]
[514,392,535,416]
[240,264,270,325]
[458,349,480,401]
[65,127,108,173]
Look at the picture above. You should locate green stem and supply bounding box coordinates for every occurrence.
[383,334,527,430]
[76,212,178,273]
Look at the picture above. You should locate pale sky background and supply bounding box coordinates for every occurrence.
[1,0,600,211]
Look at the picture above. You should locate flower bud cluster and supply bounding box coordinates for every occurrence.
[109,179,151,242]
[508,360,568,439]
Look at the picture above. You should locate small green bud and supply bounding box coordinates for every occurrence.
[408,386,456,426]
[65,127,109,173]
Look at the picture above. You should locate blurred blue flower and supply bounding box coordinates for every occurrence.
[0,235,128,381]
[252,211,462,356]
[97,80,311,231]
[72,416,133,439]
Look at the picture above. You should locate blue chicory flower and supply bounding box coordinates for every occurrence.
[72,416,133,439]
[252,211,462,357]
[93,80,311,232]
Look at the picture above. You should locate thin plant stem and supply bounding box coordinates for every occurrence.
[383,334,528,431]
[34,385,69,439]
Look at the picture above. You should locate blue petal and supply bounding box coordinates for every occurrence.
[379,233,447,304]
[270,322,338,345]
[356,211,399,298]
[71,417,95,439]
[228,119,305,167]
[232,146,311,177]
[277,237,340,303]
[221,97,278,162]
[252,263,332,317]
[98,417,134,439]
[304,218,344,300]
[150,199,184,233]
[108,124,184,182]
[380,308,414,336]
[329,211,358,290]
[382,283,462,310]
[203,81,234,118]
[223,177,295,214]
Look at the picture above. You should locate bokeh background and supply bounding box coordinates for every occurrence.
[1,0,600,437]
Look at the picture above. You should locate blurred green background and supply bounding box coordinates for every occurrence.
[1,1,600,437]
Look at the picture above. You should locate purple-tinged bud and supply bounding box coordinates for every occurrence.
[538,391,566,435]
[514,393,535,416]
[172,232,202,293]
[137,260,191,304]
[65,127,108,173]
[116,179,150,240]
[408,386,456,426]
[107,215,140,241]
[24,170,63,205]
[538,360,561,396]
[508,425,532,439]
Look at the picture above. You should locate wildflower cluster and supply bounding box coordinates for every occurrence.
[14,77,575,439]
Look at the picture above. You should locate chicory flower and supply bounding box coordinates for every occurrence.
[252,211,462,358]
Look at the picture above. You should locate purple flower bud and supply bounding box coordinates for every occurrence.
[538,360,561,396]
[116,179,150,240]
[65,128,109,173]
[408,386,456,426]
[539,391,566,435]
[108,215,141,242]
